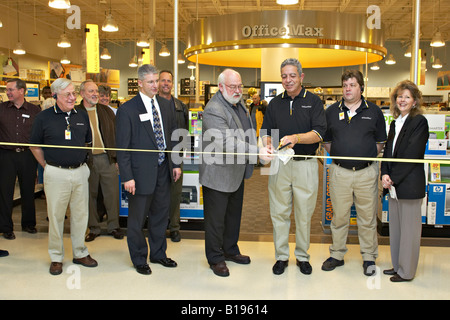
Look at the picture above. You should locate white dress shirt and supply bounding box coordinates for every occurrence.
[139,92,167,148]
[392,113,408,155]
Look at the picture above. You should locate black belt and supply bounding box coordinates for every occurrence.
[335,161,372,171]
[47,161,85,169]
[292,154,315,161]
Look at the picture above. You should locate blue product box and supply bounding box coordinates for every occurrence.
[427,183,450,225]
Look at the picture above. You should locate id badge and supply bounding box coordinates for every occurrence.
[339,112,345,121]
[65,129,72,140]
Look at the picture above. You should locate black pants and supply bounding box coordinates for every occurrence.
[203,179,245,265]
[126,159,171,267]
[0,149,37,232]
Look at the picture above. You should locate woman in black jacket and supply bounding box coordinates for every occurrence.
[381,80,429,282]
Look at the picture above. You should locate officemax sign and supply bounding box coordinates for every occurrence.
[242,24,324,38]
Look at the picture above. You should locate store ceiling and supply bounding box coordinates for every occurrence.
[0,0,448,48]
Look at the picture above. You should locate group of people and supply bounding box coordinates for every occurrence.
[0,58,429,283]
[201,59,428,283]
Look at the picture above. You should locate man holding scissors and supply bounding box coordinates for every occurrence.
[260,58,326,276]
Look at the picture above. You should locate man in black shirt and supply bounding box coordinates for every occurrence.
[261,58,326,276]
[321,70,386,276]
[30,78,98,275]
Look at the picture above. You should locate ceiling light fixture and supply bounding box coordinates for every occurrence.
[129,55,138,67]
[276,0,299,5]
[137,33,150,47]
[385,54,396,65]
[404,45,411,57]
[370,62,380,70]
[48,0,71,9]
[57,33,71,48]
[187,62,196,69]
[159,43,170,57]
[430,31,445,47]
[178,53,185,64]
[100,48,112,60]
[432,57,443,69]
[60,54,71,64]
[102,13,119,32]
[13,42,26,55]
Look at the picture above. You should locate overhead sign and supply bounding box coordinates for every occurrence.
[85,24,99,74]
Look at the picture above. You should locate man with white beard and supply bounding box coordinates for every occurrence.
[199,69,259,277]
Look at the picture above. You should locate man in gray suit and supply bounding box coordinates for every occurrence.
[199,69,258,277]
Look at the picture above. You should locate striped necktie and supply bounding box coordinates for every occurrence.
[151,98,165,165]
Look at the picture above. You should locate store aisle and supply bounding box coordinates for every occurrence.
[1,231,449,300]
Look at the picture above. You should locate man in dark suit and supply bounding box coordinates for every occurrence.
[116,64,181,275]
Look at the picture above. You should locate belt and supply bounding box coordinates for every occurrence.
[15,147,27,152]
[47,161,85,169]
[335,161,372,171]
[292,154,315,161]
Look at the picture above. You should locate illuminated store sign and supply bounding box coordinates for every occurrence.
[242,24,324,38]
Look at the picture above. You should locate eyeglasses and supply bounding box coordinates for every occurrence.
[60,92,78,99]
[225,84,244,91]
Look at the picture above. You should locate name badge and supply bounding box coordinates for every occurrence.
[22,114,30,118]
[139,113,152,122]
[339,112,345,121]
[65,130,71,140]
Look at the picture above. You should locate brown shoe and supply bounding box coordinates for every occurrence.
[224,253,251,264]
[210,261,229,277]
[73,255,98,268]
[50,262,63,275]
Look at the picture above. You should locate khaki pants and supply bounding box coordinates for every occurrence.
[268,157,319,262]
[44,164,90,263]
[328,162,379,261]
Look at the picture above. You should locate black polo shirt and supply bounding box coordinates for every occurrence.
[261,87,326,156]
[323,97,387,168]
[30,104,92,166]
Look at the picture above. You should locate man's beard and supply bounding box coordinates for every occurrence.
[223,90,242,105]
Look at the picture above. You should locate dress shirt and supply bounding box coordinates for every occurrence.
[392,113,408,155]
[0,100,41,150]
[139,92,167,148]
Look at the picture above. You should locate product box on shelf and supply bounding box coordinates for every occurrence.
[424,114,447,156]
[427,183,450,225]
[180,172,203,220]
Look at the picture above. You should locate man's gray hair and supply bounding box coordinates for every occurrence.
[51,78,73,95]
[138,64,159,80]
[79,79,95,92]
[280,58,302,75]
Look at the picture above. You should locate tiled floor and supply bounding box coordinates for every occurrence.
[4,162,450,300]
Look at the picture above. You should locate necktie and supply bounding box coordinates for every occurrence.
[151,98,165,165]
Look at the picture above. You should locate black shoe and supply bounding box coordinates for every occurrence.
[390,274,412,282]
[85,232,99,242]
[22,226,37,234]
[363,261,376,276]
[321,257,344,271]
[296,260,312,275]
[3,232,15,240]
[110,229,124,240]
[135,264,152,275]
[0,249,9,257]
[272,260,288,275]
[383,268,396,275]
[170,231,181,242]
[150,257,177,268]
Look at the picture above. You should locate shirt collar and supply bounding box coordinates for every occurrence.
[281,87,307,100]
[338,95,369,111]
[53,103,77,114]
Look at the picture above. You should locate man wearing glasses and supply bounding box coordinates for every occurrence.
[260,58,326,276]
[30,78,98,275]
[200,69,266,277]
[321,69,386,276]
[0,79,41,240]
